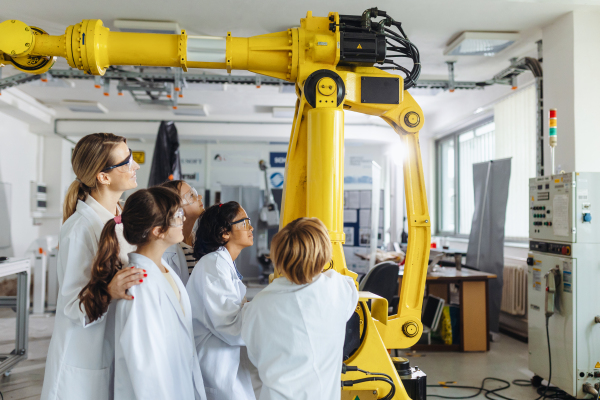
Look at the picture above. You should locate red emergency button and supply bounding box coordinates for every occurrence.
[561,246,570,255]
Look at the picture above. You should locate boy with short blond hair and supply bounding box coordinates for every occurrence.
[241,217,358,400]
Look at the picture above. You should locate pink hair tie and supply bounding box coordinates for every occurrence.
[114,215,122,224]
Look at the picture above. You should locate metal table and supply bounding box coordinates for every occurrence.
[0,257,30,375]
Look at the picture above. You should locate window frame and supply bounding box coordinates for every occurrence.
[435,116,494,238]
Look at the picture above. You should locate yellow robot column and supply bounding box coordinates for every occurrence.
[306,75,348,276]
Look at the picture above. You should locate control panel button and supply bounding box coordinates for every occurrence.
[583,213,592,223]
[527,257,534,266]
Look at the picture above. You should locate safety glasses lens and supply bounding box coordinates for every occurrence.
[183,187,198,205]
[233,218,251,230]
[170,208,185,227]
[116,154,133,173]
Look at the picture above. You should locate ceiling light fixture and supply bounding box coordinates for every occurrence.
[172,104,208,116]
[62,100,108,113]
[444,32,519,57]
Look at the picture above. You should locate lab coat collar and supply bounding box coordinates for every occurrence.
[84,194,120,223]
[127,253,191,334]
[262,273,323,293]
[216,247,243,280]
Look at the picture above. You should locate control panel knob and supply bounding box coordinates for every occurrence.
[527,257,534,266]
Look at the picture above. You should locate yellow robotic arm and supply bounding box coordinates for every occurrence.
[0,10,430,399]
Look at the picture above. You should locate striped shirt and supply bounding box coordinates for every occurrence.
[179,242,197,275]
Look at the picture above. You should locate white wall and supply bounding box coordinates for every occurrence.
[0,112,41,257]
[542,12,576,174]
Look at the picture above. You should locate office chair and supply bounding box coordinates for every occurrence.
[359,261,400,314]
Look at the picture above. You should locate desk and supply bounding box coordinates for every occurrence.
[398,267,496,352]
[0,258,30,375]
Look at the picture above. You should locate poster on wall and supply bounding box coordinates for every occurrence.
[269,152,287,168]
[269,172,284,188]
[180,149,205,187]
[344,155,374,185]
[211,150,259,167]
[343,227,355,246]
[344,246,370,274]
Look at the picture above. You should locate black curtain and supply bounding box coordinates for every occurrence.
[148,121,182,187]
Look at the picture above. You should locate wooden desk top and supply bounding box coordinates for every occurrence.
[399,267,497,282]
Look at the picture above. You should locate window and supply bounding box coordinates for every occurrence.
[436,119,495,236]
[437,137,455,233]
[435,85,536,239]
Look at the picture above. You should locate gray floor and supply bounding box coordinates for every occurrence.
[403,335,540,399]
[0,309,541,400]
[0,311,53,400]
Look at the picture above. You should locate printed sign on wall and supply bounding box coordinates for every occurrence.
[270,152,287,168]
[270,172,284,188]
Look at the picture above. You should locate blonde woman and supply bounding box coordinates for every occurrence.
[41,133,146,400]
[241,218,358,400]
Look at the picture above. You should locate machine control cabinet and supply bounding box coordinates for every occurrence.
[529,172,600,243]
[528,172,600,398]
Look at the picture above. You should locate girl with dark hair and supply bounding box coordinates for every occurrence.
[186,201,257,400]
[42,133,145,400]
[79,187,207,400]
[159,180,205,284]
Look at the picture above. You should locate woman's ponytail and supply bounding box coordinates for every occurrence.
[63,180,89,223]
[78,219,123,323]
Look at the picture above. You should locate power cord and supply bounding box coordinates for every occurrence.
[427,316,590,400]
[427,377,512,400]
[342,365,396,400]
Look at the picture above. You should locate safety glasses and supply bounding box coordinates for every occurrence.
[103,149,135,173]
[170,208,185,227]
[231,217,252,231]
[182,187,199,205]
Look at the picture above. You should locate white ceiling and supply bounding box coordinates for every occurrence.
[2,0,598,139]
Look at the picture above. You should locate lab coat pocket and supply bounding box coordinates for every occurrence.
[57,364,110,400]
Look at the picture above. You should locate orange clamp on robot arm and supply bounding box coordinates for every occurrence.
[0,9,429,399]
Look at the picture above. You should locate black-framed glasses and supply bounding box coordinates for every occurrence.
[103,149,134,173]
[231,217,252,230]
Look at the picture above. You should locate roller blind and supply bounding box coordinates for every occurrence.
[494,85,536,239]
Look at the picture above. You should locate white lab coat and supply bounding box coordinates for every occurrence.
[186,247,256,400]
[241,270,359,400]
[164,242,190,285]
[114,253,207,400]
[41,196,136,400]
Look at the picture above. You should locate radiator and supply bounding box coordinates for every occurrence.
[501,265,527,316]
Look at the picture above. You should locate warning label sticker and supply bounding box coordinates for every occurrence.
[533,268,542,291]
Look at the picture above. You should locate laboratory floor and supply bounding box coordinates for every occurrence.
[0,308,542,400]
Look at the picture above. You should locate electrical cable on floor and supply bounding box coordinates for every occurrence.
[427,316,593,400]
[427,377,513,400]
